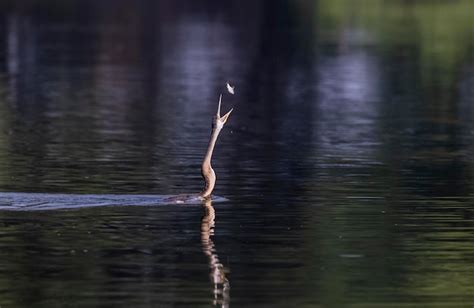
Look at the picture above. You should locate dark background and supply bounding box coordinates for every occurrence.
[0,0,473,306]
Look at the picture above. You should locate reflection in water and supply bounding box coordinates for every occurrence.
[0,1,472,307]
[201,199,230,307]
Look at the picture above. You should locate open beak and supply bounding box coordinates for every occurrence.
[217,94,233,124]
[221,108,233,124]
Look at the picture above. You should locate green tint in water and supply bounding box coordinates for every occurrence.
[0,0,473,307]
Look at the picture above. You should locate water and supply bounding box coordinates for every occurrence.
[0,193,228,210]
[0,0,473,306]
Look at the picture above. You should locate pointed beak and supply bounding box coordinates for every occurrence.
[217,94,222,117]
[220,108,233,124]
[216,94,233,124]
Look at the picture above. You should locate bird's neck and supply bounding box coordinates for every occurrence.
[200,127,221,198]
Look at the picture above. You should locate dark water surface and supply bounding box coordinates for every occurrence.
[0,0,473,307]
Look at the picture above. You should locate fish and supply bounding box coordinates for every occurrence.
[226,82,235,95]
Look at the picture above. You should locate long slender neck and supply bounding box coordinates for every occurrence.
[200,126,222,198]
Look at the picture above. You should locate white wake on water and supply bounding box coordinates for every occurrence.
[0,192,228,211]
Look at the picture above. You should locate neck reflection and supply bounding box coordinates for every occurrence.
[201,199,230,307]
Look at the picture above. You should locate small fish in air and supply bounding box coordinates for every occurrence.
[226,82,235,95]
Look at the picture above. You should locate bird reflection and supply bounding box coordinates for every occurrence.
[201,199,230,307]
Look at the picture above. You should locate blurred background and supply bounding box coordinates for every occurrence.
[0,0,473,307]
